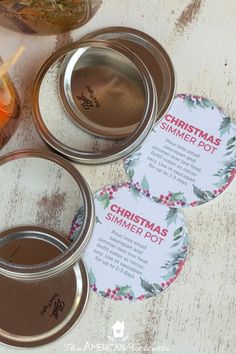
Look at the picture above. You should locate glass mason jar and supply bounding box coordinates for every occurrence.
[0,58,20,149]
[0,0,102,35]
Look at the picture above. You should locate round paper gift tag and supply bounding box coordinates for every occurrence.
[69,183,188,301]
[124,94,236,207]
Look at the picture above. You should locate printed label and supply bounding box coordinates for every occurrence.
[77,85,100,110]
[40,293,65,320]
[70,183,188,301]
[124,94,236,207]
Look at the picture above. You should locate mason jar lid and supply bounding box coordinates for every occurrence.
[58,45,147,139]
[0,226,89,347]
[0,150,94,280]
[82,26,175,123]
[32,39,157,164]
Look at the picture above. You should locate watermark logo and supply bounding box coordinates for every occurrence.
[108,321,128,342]
[64,320,172,352]
[112,320,125,338]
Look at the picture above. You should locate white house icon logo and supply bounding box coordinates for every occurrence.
[111,321,125,338]
[108,321,128,342]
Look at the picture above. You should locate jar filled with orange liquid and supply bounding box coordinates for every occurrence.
[0,58,20,149]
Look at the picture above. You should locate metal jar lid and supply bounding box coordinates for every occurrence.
[82,26,175,123]
[0,226,89,347]
[0,150,95,280]
[58,45,147,139]
[32,39,158,164]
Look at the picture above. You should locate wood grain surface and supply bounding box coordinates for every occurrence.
[0,1,236,353]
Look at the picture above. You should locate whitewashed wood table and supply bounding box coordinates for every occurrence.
[0,1,236,353]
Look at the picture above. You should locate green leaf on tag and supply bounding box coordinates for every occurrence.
[128,169,134,179]
[201,98,214,109]
[140,278,156,294]
[99,291,107,297]
[141,175,149,191]
[173,235,182,241]
[170,192,184,201]
[205,191,215,199]
[165,208,178,226]
[161,269,177,281]
[116,285,132,296]
[129,185,140,199]
[88,269,96,286]
[174,226,183,237]
[153,283,164,292]
[219,117,231,136]
[193,185,208,201]
[96,216,102,224]
[227,136,236,146]
[152,196,161,203]
[226,145,235,150]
